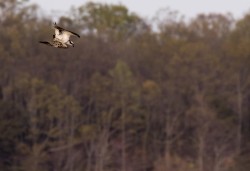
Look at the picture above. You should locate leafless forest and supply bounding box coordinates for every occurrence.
[0,0,250,171]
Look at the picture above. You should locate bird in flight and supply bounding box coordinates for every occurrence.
[39,22,80,48]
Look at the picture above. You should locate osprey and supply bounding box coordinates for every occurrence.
[39,22,80,48]
[53,22,80,47]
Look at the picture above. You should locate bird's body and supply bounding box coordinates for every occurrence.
[53,23,80,47]
[39,22,80,49]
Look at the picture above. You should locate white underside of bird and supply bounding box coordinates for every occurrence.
[53,23,80,47]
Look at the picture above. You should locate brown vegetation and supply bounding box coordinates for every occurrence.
[0,1,250,171]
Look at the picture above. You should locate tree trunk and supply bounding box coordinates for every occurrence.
[236,74,242,154]
[121,97,127,171]
[198,134,204,171]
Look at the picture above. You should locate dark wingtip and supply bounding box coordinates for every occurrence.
[39,41,51,46]
[75,33,80,38]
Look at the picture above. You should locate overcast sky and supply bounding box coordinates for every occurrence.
[29,0,250,19]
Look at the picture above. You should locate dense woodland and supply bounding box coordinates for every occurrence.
[1,0,250,171]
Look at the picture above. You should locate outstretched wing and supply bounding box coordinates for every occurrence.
[53,23,80,43]
[39,40,69,49]
[39,41,53,46]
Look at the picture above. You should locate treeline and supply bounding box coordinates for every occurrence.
[0,0,250,171]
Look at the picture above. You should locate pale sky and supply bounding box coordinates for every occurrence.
[29,0,250,19]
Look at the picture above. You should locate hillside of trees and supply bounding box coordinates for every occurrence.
[1,0,250,171]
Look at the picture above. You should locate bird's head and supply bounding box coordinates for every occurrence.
[69,40,74,47]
